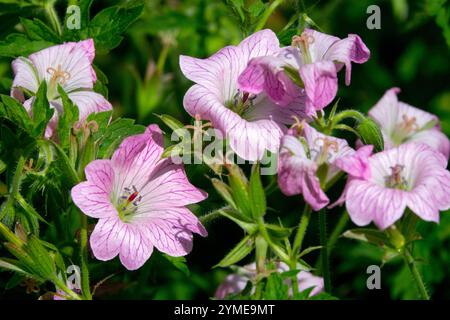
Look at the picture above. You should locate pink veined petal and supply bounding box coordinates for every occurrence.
[180,29,280,102]
[237,56,298,106]
[335,145,373,179]
[29,41,95,92]
[89,216,124,261]
[409,128,450,160]
[118,223,154,270]
[77,39,97,82]
[324,34,370,85]
[71,160,117,219]
[368,88,401,137]
[66,90,112,123]
[11,57,39,100]
[301,166,330,211]
[372,188,407,230]
[142,207,207,257]
[135,159,208,210]
[302,29,340,62]
[183,85,286,161]
[345,180,383,227]
[299,61,338,110]
[112,124,165,193]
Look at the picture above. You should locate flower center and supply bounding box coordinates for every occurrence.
[391,114,419,145]
[313,137,339,164]
[227,90,255,117]
[46,65,71,99]
[292,32,314,64]
[385,164,408,190]
[117,186,142,222]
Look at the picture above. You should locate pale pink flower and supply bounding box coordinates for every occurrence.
[215,262,323,299]
[369,88,450,159]
[180,30,313,161]
[11,39,112,138]
[278,123,372,211]
[336,143,450,230]
[238,28,370,111]
[71,125,207,270]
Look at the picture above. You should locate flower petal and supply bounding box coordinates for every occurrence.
[368,87,401,138]
[299,61,337,110]
[29,41,96,92]
[142,207,207,257]
[71,160,117,219]
[118,223,154,270]
[66,90,112,123]
[11,57,39,100]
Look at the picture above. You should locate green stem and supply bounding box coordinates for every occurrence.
[403,248,430,300]
[0,156,27,225]
[327,211,349,256]
[45,2,62,36]
[319,209,331,293]
[257,217,290,263]
[291,205,312,258]
[53,278,82,300]
[79,213,92,300]
[254,0,284,31]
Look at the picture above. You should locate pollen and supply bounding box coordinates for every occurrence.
[46,64,71,85]
[399,114,419,134]
[385,164,408,190]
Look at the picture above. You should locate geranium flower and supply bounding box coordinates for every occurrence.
[238,28,370,111]
[215,262,323,299]
[71,125,207,270]
[336,143,450,230]
[278,122,372,211]
[369,88,450,159]
[11,39,112,138]
[180,30,313,161]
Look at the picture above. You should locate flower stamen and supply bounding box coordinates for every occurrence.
[385,164,408,190]
[46,65,71,85]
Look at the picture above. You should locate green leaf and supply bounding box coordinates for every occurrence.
[343,228,389,247]
[265,224,292,240]
[248,163,266,219]
[0,94,33,133]
[95,118,146,159]
[0,33,53,57]
[162,254,190,276]
[56,86,79,151]
[88,2,144,53]
[32,82,54,138]
[20,18,60,43]
[298,245,323,259]
[263,272,289,300]
[155,113,184,132]
[211,178,237,209]
[0,258,31,277]
[214,235,255,268]
[227,165,252,218]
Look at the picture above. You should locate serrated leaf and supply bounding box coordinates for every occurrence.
[20,18,60,43]
[0,94,33,133]
[88,2,144,53]
[215,235,255,268]
[0,33,53,57]
[263,272,289,300]
[227,165,252,219]
[162,254,190,276]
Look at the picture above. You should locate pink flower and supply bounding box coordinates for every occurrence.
[180,30,313,161]
[278,122,372,211]
[238,28,370,111]
[71,125,208,270]
[336,143,450,230]
[369,88,450,159]
[215,262,323,299]
[11,39,112,138]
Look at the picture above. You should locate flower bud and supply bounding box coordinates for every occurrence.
[356,118,384,152]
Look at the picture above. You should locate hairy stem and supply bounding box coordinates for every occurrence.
[319,209,331,293]
[403,247,430,300]
[45,2,62,36]
[292,205,312,258]
[79,213,92,300]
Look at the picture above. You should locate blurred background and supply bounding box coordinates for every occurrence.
[0,0,449,299]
